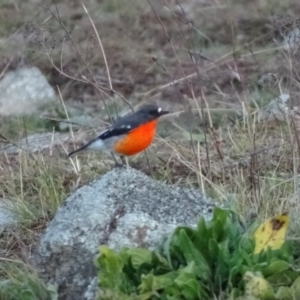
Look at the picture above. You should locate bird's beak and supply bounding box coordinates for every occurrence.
[159,110,169,116]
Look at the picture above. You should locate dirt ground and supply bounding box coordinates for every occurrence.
[1,0,299,112]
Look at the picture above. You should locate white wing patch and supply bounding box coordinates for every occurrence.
[98,128,113,138]
[87,139,104,151]
[158,107,162,113]
[120,124,131,129]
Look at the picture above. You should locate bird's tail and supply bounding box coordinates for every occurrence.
[67,138,104,157]
[67,140,94,157]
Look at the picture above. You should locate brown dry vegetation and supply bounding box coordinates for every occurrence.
[1,0,300,297]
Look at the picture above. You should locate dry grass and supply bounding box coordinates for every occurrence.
[1,0,300,297]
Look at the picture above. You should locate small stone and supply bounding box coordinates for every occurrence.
[0,199,17,234]
[282,27,300,52]
[0,67,56,116]
[259,93,291,122]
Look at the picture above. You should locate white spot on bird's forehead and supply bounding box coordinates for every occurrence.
[158,107,162,113]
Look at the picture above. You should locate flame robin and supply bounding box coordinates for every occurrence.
[68,104,169,165]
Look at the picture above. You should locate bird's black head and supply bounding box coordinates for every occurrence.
[137,104,169,118]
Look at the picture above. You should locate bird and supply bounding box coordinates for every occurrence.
[67,104,169,166]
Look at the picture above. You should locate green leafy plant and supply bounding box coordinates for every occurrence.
[96,208,300,299]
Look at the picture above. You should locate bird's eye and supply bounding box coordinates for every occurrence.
[148,109,159,115]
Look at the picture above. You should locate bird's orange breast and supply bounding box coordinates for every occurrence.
[113,120,158,156]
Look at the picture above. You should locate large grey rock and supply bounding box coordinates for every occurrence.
[0,67,55,116]
[34,167,214,300]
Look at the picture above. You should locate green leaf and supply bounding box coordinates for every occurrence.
[99,288,132,300]
[278,242,294,262]
[275,286,292,300]
[194,219,212,264]
[266,269,298,286]
[228,266,241,290]
[208,238,219,263]
[164,284,182,298]
[212,207,229,226]
[212,219,226,242]
[262,260,291,278]
[239,249,255,268]
[177,229,211,281]
[126,248,152,270]
[138,271,177,293]
[175,262,209,299]
[197,217,209,243]
[154,251,171,266]
[291,276,300,298]
[214,256,230,290]
[98,246,127,290]
[175,276,202,299]
[99,246,124,273]
[164,226,194,267]
[151,252,174,275]
[136,291,155,300]
[138,273,155,293]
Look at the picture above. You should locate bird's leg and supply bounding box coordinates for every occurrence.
[111,152,124,168]
[120,155,126,165]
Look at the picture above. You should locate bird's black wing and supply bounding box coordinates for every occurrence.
[99,127,131,139]
[98,114,145,140]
